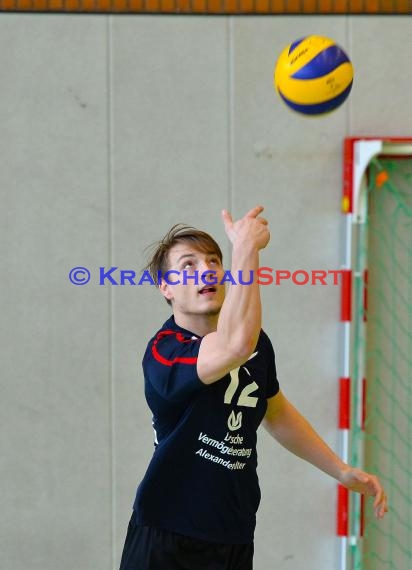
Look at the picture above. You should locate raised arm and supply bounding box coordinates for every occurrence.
[263,390,388,520]
[197,206,269,384]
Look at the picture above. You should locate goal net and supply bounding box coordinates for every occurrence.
[340,138,412,570]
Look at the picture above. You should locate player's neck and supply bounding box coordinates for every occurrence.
[173,312,218,337]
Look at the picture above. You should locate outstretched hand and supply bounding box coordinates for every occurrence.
[339,466,388,519]
[221,206,270,251]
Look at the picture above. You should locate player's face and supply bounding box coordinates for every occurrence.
[160,243,225,317]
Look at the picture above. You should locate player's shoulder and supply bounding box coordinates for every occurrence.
[143,316,201,366]
[148,316,200,345]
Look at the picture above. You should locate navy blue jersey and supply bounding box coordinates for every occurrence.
[133,316,279,544]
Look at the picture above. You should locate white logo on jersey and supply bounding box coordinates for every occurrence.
[227,410,242,431]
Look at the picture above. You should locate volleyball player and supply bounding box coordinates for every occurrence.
[119,206,387,570]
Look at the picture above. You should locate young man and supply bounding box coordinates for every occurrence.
[120,206,388,570]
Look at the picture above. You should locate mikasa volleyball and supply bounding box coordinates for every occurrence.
[274,35,354,116]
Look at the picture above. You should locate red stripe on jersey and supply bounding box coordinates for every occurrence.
[152,329,199,367]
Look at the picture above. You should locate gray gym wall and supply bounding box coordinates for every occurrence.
[1,14,410,570]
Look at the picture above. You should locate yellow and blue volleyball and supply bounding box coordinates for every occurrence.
[274,35,354,116]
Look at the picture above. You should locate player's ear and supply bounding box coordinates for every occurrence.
[159,279,173,303]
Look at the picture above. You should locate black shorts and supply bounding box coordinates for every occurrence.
[119,511,254,570]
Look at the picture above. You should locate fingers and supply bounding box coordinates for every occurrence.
[222,206,269,249]
[362,473,389,519]
[222,207,267,225]
[245,205,264,219]
[373,487,389,519]
[221,209,233,230]
[340,467,389,520]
